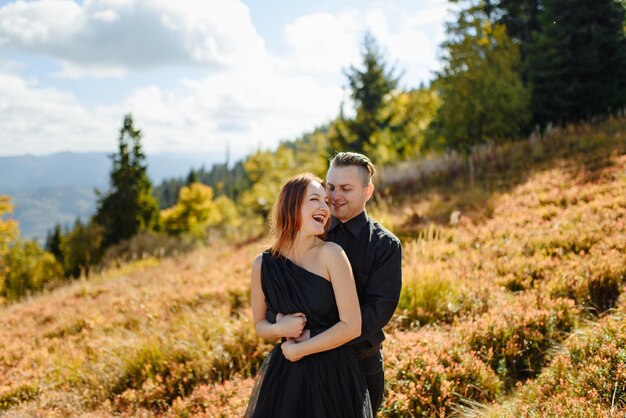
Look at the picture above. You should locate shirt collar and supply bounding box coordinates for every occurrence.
[328,210,368,237]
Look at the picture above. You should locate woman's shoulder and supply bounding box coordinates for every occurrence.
[318,241,345,262]
[252,252,266,270]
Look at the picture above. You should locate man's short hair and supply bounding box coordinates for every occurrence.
[329,152,376,186]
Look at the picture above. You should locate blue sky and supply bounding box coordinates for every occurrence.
[0,0,449,160]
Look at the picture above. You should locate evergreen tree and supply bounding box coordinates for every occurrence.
[529,0,626,127]
[432,4,530,150]
[330,32,400,162]
[45,223,63,264]
[429,2,530,183]
[186,169,199,186]
[61,219,103,278]
[94,114,159,248]
[468,0,541,84]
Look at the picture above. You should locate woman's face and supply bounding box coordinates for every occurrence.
[299,180,330,236]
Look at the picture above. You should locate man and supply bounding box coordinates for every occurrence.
[270,152,403,414]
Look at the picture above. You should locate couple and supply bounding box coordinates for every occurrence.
[245,152,403,418]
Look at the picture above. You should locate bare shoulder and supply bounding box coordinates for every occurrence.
[319,242,349,270]
[319,241,344,259]
[252,253,264,271]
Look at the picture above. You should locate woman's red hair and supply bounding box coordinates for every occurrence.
[269,173,325,257]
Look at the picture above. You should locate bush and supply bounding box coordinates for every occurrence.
[398,270,464,326]
[101,231,196,268]
[462,295,578,385]
[0,384,39,411]
[383,331,503,417]
[484,312,626,417]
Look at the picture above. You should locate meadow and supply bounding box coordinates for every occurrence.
[1,117,625,417]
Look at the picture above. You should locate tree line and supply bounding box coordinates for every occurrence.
[1,0,624,302]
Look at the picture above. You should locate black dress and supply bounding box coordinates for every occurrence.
[245,251,372,418]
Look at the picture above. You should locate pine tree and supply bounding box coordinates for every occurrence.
[475,0,542,84]
[330,32,400,161]
[432,2,530,153]
[186,169,199,186]
[94,114,159,248]
[61,218,103,278]
[529,0,626,127]
[45,223,63,264]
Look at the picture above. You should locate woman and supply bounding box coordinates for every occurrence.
[245,173,372,418]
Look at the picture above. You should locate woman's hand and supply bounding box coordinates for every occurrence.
[281,339,304,362]
[276,312,307,339]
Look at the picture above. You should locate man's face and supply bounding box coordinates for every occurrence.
[325,165,374,222]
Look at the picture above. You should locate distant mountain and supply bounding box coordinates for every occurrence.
[0,151,222,241]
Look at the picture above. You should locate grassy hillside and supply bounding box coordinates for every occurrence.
[1,117,625,417]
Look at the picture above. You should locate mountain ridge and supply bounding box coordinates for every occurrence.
[0,151,224,240]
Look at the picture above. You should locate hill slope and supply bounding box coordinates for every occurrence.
[0,117,625,417]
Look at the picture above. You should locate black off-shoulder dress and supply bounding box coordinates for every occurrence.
[245,251,372,418]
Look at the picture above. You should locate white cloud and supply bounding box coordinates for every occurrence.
[0,61,342,159]
[120,65,342,159]
[274,1,449,88]
[274,12,360,74]
[0,0,265,78]
[0,0,449,158]
[0,71,120,154]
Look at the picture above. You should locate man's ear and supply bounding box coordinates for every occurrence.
[365,183,374,202]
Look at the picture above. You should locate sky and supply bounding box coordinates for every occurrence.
[0,0,450,161]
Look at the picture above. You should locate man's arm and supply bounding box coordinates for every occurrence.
[350,238,402,345]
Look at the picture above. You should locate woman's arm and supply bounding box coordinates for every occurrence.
[282,244,361,361]
[251,254,306,341]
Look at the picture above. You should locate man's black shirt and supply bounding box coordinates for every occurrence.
[319,210,402,350]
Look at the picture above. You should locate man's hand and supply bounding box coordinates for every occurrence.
[275,312,307,339]
[281,339,304,362]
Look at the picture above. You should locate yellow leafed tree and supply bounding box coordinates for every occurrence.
[161,183,239,239]
[0,196,19,299]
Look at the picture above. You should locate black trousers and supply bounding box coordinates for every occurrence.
[358,348,384,415]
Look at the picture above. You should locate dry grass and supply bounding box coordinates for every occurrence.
[1,117,625,417]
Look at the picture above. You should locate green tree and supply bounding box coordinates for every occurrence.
[529,0,626,127]
[95,114,160,248]
[379,87,441,160]
[466,0,541,84]
[61,219,104,278]
[186,169,199,186]
[330,32,400,163]
[430,3,530,183]
[3,240,63,301]
[45,223,63,264]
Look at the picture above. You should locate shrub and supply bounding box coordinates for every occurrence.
[0,384,39,411]
[484,312,626,417]
[461,295,578,385]
[101,231,196,268]
[399,270,463,326]
[383,331,503,417]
